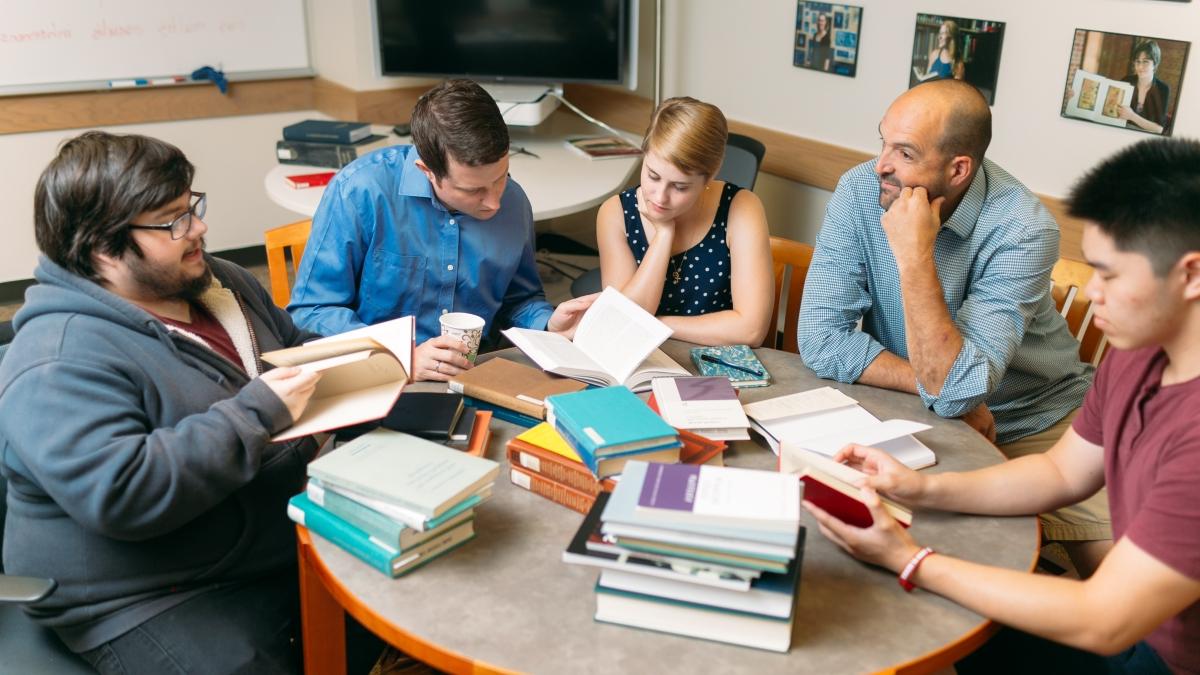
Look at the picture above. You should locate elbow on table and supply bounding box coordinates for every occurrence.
[797,328,844,381]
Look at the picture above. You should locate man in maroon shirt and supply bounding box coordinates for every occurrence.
[803,137,1200,674]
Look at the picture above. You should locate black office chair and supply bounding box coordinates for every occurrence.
[570,132,767,298]
[0,331,95,674]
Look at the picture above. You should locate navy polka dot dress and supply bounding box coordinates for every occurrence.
[620,182,741,316]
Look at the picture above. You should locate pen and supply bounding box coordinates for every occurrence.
[700,353,763,377]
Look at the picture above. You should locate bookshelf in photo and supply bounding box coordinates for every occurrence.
[908,13,1006,105]
[793,2,863,78]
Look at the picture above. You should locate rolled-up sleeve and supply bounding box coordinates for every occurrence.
[917,223,1060,417]
[799,176,887,382]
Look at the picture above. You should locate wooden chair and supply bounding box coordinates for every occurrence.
[264,219,312,309]
[768,236,814,353]
[1050,257,1109,366]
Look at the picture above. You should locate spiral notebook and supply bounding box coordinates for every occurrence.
[689,345,771,388]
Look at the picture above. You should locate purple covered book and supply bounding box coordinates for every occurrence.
[634,462,801,532]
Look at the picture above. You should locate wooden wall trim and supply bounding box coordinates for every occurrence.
[558,84,1087,261]
[0,76,1085,258]
[0,78,315,135]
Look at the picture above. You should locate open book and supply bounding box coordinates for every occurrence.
[1064,69,1133,127]
[261,317,414,441]
[743,386,936,469]
[782,448,912,528]
[502,287,688,391]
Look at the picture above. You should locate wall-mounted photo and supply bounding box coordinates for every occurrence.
[793,2,863,78]
[908,14,1005,105]
[1061,29,1190,136]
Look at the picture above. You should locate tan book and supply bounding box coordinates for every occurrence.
[262,317,413,442]
[448,357,585,420]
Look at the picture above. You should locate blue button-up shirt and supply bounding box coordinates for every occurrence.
[288,146,554,342]
[799,158,1094,444]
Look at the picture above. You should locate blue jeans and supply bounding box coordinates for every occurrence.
[81,574,302,674]
[957,626,1171,675]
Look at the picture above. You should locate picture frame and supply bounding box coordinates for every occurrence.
[793,2,864,78]
[1060,28,1190,136]
[908,13,1006,105]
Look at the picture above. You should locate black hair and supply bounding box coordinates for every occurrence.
[1067,137,1200,275]
[34,131,194,280]
[410,79,509,180]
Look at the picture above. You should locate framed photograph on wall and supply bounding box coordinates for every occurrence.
[793,2,864,78]
[1060,29,1190,135]
[909,14,1006,105]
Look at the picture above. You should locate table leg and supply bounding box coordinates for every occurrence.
[298,528,348,675]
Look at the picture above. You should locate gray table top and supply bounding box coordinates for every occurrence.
[308,344,1038,674]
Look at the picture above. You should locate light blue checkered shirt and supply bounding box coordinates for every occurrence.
[799,158,1093,444]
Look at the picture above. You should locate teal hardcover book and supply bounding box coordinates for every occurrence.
[307,429,498,518]
[690,345,771,388]
[287,493,475,578]
[545,387,677,468]
[305,479,478,550]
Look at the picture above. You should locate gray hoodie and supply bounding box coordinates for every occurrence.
[0,255,319,652]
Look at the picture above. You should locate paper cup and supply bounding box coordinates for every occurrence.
[440,312,485,363]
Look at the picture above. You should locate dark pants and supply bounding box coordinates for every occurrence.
[957,627,1172,675]
[80,574,302,675]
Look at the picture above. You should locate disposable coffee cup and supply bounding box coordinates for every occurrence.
[440,312,485,363]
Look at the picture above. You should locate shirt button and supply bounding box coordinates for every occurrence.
[441,309,448,315]
[449,219,456,225]
[447,264,454,271]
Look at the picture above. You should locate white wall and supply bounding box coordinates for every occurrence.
[662,0,1200,243]
[3,0,1195,281]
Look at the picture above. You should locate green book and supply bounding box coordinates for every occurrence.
[306,478,478,550]
[690,345,771,388]
[288,493,475,578]
[307,429,498,518]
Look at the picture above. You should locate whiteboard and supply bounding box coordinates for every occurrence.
[0,0,311,95]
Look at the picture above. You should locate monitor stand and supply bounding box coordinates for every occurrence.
[479,82,562,127]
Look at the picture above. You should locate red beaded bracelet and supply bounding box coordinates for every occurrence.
[898,546,935,592]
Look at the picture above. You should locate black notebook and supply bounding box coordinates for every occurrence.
[381,392,465,440]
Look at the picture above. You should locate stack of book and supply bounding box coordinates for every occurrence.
[277,119,392,170]
[544,386,682,478]
[506,421,725,514]
[564,461,806,652]
[287,429,498,578]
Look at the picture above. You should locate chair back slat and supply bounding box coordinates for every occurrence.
[263,219,313,309]
[768,237,813,353]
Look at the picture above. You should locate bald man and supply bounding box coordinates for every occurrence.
[799,81,1107,574]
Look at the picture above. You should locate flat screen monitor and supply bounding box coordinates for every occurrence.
[374,0,632,85]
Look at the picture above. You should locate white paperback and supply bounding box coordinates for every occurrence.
[650,376,750,441]
[502,287,688,391]
[743,386,936,469]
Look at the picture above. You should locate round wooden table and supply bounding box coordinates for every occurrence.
[296,344,1038,674]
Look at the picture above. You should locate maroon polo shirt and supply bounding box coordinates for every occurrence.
[1074,346,1200,673]
[153,303,245,374]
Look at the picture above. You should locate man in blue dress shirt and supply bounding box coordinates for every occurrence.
[799,80,1106,575]
[289,79,594,381]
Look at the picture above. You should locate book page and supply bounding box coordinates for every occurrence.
[742,386,858,422]
[797,419,932,456]
[309,316,415,380]
[573,287,673,386]
[501,327,606,380]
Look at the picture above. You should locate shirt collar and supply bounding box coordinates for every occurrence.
[942,159,988,239]
[398,147,436,201]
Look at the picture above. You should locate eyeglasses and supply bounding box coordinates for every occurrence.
[128,191,207,240]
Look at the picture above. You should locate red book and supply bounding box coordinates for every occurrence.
[799,467,912,529]
[506,438,617,496]
[285,171,336,189]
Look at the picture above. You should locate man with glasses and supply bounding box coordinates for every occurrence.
[0,131,326,672]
